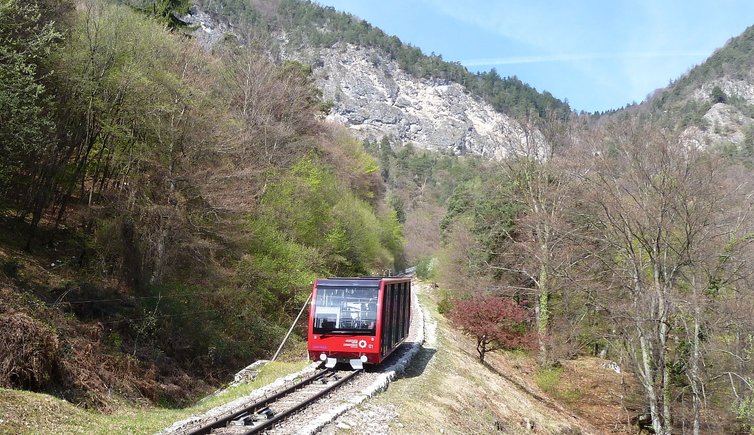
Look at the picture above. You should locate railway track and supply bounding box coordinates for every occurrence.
[182,368,361,435]
[162,285,426,435]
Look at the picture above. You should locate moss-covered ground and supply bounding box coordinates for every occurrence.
[0,360,308,434]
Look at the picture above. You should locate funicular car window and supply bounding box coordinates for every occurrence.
[313,286,378,335]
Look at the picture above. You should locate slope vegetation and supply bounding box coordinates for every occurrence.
[0,0,402,410]
[645,25,754,155]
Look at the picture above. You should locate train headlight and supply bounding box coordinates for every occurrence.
[360,355,367,363]
[319,353,327,361]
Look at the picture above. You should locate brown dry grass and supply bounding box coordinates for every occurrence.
[0,311,60,390]
[368,283,641,434]
[551,358,638,433]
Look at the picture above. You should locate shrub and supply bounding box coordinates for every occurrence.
[735,395,754,432]
[436,287,454,315]
[416,256,437,280]
[0,312,60,389]
[449,294,534,362]
[2,258,21,278]
[534,366,582,404]
[534,366,562,393]
[710,85,728,104]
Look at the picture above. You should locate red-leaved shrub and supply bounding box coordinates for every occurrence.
[449,294,534,362]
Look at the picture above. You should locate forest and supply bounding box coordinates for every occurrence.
[2,0,754,433]
[0,0,402,407]
[431,111,754,433]
[359,109,754,433]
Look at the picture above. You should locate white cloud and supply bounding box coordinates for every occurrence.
[419,0,567,49]
[461,50,710,66]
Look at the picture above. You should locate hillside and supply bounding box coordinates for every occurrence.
[185,0,564,157]
[0,283,630,434]
[3,0,754,433]
[645,25,754,154]
[320,284,618,435]
[0,0,402,410]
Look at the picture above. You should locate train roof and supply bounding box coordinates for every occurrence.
[316,277,411,287]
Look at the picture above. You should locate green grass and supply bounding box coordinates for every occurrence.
[0,360,310,435]
[534,366,562,393]
[533,366,582,404]
[555,387,583,405]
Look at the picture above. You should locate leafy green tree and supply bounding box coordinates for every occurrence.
[378,136,393,181]
[710,85,728,104]
[259,155,400,276]
[0,0,62,202]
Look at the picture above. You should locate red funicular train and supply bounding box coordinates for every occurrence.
[307,277,412,370]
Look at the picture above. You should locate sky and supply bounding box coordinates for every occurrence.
[314,0,754,113]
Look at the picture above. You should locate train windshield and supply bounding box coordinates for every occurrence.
[313,286,378,335]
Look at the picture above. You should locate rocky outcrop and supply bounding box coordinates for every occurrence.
[679,80,754,148]
[181,6,537,159]
[180,5,237,50]
[680,101,751,148]
[292,43,534,158]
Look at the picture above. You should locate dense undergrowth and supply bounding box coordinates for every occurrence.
[4,0,754,432]
[0,0,402,409]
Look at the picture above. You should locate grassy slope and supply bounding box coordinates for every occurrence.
[0,360,308,434]
[366,287,630,434]
[0,280,636,434]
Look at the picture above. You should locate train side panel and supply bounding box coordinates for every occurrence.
[378,278,412,361]
[307,277,411,367]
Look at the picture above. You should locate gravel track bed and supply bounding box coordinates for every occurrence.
[160,282,429,435]
[266,283,427,435]
[159,366,320,434]
[318,286,436,435]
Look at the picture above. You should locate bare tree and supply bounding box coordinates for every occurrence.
[493,111,578,367]
[201,38,322,213]
[580,118,754,434]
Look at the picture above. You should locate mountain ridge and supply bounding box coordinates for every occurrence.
[185,0,556,156]
[638,25,754,151]
[291,42,538,157]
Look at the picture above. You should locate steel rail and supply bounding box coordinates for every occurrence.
[243,369,361,434]
[185,369,331,435]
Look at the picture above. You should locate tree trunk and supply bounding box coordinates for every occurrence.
[688,281,703,435]
[639,332,665,435]
[691,314,701,435]
[477,335,487,362]
[536,261,551,366]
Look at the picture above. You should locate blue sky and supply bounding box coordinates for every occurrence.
[314,0,754,113]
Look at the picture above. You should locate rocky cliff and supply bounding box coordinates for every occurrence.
[289,43,535,158]
[182,5,536,159]
[678,79,754,148]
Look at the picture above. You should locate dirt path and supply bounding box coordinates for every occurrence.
[319,282,603,434]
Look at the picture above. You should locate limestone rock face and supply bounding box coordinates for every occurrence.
[179,6,235,50]
[296,44,534,158]
[181,6,538,158]
[679,79,754,148]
